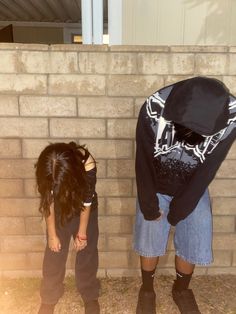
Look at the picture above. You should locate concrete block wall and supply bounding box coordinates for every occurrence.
[0,43,235,278]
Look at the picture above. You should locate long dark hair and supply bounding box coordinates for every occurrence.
[35,142,89,225]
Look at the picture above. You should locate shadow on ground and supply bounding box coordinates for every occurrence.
[0,275,235,313]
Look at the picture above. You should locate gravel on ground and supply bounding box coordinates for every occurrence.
[0,275,235,314]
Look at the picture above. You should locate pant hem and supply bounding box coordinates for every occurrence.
[133,248,166,258]
[175,251,213,266]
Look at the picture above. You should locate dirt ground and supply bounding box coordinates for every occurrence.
[0,275,235,314]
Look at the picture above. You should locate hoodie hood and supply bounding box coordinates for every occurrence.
[163,76,230,136]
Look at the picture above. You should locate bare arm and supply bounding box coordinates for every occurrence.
[45,203,61,252]
[78,205,91,237]
[74,153,96,251]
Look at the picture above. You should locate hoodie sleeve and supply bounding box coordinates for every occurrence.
[135,101,161,220]
[167,127,236,226]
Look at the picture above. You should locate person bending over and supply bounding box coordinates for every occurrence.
[36,142,100,314]
[134,76,236,314]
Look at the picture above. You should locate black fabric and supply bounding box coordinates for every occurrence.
[172,288,201,313]
[40,208,99,304]
[83,167,98,210]
[136,104,161,220]
[135,77,236,224]
[75,208,100,302]
[136,289,156,314]
[84,300,100,314]
[167,128,236,226]
[163,77,230,136]
[38,303,55,313]
[174,270,193,291]
[141,268,156,292]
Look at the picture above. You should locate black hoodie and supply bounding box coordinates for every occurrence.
[135,77,236,225]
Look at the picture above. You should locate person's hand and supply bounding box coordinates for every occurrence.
[48,235,61,252]
[155,210,164,221]
[74,234,87,252]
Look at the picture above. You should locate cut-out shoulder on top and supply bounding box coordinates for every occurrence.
[78,147,96,171]
[85,155,96,171]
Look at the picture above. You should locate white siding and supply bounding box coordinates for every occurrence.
[122,0,236,45]
[157,0,185,45]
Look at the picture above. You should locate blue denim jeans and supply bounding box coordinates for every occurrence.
[133,190,213,265]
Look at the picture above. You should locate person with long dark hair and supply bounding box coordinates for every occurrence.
[134,76,236,314]
[36,142,100,314]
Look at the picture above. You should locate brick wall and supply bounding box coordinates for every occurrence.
[0,43,235,278]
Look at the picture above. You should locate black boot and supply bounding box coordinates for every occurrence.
[136,287,156,314]
[38,303,55,314]
[84,299,100,314]
[172,281,201,314]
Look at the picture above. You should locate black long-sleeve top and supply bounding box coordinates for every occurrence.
[136,79,236,226]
